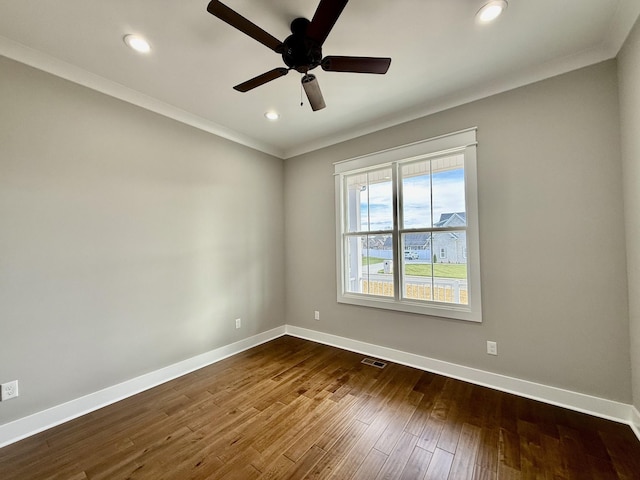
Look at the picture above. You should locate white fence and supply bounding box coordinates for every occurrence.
[362,276,468,304]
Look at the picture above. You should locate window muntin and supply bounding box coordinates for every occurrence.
[335,128,481,322]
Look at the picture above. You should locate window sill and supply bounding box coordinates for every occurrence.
[337,293,482,322]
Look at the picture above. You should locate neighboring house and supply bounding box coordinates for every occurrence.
[375,212,467,263]
[361,235,389,250]
[432,212,467,264]
[367,235,388,249]
[404,233,430,250]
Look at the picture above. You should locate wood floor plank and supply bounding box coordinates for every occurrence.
[437,402,464,453]
[374,431,419,480]
[539,433,569,480]
[557,425,592,478]
[586,454,619,480]
[279,445,325,480]
[417,416,445,453]
[472,465,497,480]
[474,426,499,473]
[498,464,522,480]
[323,405,398,479]
[350,448,388,480]
[282,393,363,462]
[255,454,295,480]
[449,423,482,479]
[599,427,640,479]
[518,436,546,480]
[404,387,439,436]
[373,389,422,455]
[215,402,288,465]
[424,447,455,480]
[1,336,639,480]
[251,393,335,472]
[499,427,522,471]
[302,419,369,480]
[251,394,318,453]
[398,445,432,480]
[313,407,370,454]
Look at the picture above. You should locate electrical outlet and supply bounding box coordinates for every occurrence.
[314,310,320,321]
[487,341,498,356]
[1,380,19,401]
[235,318,241,329]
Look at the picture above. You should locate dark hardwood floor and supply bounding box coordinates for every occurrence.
[1,336,639,479]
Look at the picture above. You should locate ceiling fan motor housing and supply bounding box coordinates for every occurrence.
[282,18,322,73]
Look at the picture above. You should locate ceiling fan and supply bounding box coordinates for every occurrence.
[206,0,391,111]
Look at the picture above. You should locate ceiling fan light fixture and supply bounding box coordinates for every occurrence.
[123,34,151,53]
[302,74,326,111]
[476,0,508,23]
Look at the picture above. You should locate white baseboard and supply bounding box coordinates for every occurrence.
[631,406,640,440]
[3,324,639,449]
[0,326,286,448]
[285,325,640,439]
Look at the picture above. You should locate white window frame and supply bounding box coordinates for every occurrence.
[334,128,482,322]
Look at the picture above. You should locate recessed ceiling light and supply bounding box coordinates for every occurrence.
[123,34,151,53]
[476,0,508,23]
[264,111,280,121]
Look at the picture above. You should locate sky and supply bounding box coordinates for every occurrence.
[359,166,466,232]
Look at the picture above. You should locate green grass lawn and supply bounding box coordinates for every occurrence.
[364,257,466,279]
[362,256,386,265]
[406,264,467,279]
[374,262,467,278]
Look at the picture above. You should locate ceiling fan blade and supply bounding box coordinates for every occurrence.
[207,0,283,53]
[307,0,349,46]
[322,56,391,74]
[302,74,326,111]
[233,68,289,92]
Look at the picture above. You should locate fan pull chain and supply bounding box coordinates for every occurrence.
[300,76,304,107]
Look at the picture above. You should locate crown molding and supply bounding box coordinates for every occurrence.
[282,43,614,159]
[603,0,640,56]
[0,35,285,159]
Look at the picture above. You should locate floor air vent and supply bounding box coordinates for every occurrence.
[361,358,387,368]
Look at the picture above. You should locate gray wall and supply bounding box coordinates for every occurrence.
[285,60,632,402]
[619,17,640,413]
[0,56,285,424]
[1,41,635,430]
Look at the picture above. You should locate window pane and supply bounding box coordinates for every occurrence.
[401,161,431,229]
[345,234,394,297]
[432,155,466,227]
[346,169,393,232]
[402,233,433,301]
[430,231,468,305]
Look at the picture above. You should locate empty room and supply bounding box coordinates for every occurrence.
[1,0,640,478]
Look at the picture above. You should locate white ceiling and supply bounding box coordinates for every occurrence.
[1,0,639,159]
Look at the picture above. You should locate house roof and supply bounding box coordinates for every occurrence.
[434,212,466,228]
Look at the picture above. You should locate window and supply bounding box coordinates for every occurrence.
[334,128,482,322]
